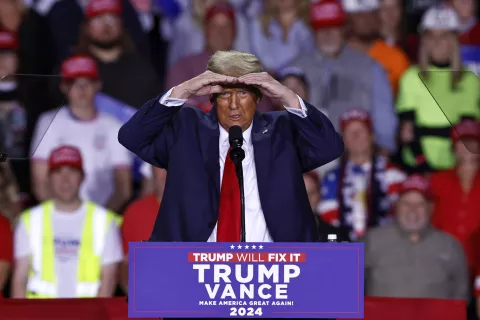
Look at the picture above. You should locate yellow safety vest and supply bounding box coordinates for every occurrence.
[21,200,118,298]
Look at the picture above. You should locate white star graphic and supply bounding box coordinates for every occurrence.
[251,245,256,249]
[237,245,242,249]
[259,245,263,249]
[244,245,249,249]
[230,245,235,249]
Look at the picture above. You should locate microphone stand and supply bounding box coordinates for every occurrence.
[230,147,246,242]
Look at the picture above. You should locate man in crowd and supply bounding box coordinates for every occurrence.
[430,119,480,278]
[120,166,166,294]
[275,66,337,177]
[74,0,159,108]
[35,0,148,67]
[12,146,123,298]
[343,0,410,94]
[31,54,132,212]
[365,174,469,300]
[319,109,405,241]
[291,0,397,154]
[0,213,12,298]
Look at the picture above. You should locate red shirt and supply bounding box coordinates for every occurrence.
[121,194,160,254]
[0,214,13,263]
[460,23,480,46]
[430,169,480,275]
[0,214,13,299]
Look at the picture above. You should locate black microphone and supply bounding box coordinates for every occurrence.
[228,126,246,242]
[228,125,243,151]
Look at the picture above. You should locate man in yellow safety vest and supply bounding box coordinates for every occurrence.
[11,145,123,298]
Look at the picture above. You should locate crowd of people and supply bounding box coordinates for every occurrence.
[0,0,479,318]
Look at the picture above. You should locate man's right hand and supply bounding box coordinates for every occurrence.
[400,121,414,144]
[170,71,238,100]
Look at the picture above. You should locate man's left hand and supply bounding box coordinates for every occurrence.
[238,72,300,109]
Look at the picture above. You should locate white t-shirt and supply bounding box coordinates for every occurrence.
[31,107,132,206]
[14,202,123,298]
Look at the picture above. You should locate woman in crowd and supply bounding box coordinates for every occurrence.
[0,211,12,299]
[450,0,480,74]
[379,0,419,61]
[451,0,480,44]
[430,119,480,320]
[379,0,405,47]
[249,0,314,72]
[430,119,480,280]
[396,5,480,174]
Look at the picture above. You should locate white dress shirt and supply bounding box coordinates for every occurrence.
[159,88,308,242]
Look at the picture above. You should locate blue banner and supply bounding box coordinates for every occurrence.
[128,242,364,318]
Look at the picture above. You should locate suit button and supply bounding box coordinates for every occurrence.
[208,221,216,228]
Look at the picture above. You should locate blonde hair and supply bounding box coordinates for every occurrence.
[260,0,310,42]
[418,31,463,89]
[207,50,263,77]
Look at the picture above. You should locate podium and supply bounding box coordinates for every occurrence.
[128,242,364,318]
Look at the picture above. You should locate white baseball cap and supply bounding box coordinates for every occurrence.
[419,6,461,33]
[342,0,379,13]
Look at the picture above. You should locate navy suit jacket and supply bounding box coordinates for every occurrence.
[118,97,344,242]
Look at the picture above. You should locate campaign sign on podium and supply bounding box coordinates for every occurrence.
[128,242,364,318]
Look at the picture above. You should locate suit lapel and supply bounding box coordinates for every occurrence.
[252,112,272,204]
[199,107,221,199]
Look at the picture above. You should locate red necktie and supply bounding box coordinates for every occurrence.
[217,147,241,242]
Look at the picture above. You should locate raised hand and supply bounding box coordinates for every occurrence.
[237,72,300,109]
[171,71,238,100]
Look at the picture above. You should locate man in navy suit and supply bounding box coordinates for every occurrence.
[118,50,344,243]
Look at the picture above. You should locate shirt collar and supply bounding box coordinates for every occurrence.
[395,222,433,242]
[219,122,253,147]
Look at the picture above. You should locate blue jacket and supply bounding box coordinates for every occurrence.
[118,97,344,242]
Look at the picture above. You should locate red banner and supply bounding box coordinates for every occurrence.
[0,297,466,320]
[347,296,466,320]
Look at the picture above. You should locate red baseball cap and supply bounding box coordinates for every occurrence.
[48,146,84,172]
[86,0,122,18]
[398,174,432,200]
[451,119,480,143]
[310,0,345,31]
[204,2,236,31]
[61,55,99,81]
[340,108,372,132]
[0,30,18,50]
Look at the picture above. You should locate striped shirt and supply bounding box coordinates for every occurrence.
[319,156,406,238]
